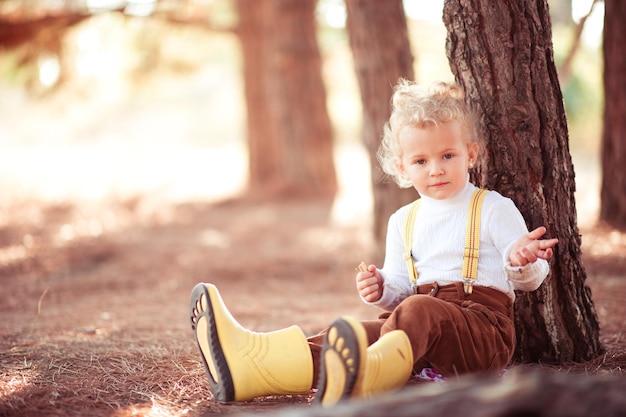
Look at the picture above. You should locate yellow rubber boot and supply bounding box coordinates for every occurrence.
[315,317,413,407]
[358,329,414,398]
[189,283,314,402]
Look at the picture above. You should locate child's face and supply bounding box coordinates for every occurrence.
[395,120,478,200]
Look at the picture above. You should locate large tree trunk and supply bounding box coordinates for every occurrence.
[600,0,626,230]
[444,0,601,362]
[344,0,416,258]
[236,0,337,199]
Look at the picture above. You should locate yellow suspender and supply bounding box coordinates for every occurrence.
[461,189,488,294]
[402,189,489,294]
[402,199,422,285]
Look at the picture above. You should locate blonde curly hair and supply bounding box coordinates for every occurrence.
[377,79,480,188]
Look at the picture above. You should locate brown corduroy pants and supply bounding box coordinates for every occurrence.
[307,282,515,386]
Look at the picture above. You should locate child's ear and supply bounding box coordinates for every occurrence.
[394,158,406,176]
[467,142,479,166]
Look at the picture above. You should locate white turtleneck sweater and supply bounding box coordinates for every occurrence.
[370,180,550,311]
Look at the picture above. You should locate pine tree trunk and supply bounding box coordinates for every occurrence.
[443,0,601,362]
[237,0,337,199]
[344,0,416,257]
[600,0,626,230]
[237,0,278,191]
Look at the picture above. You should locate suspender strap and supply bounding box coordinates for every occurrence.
[402,189,488,294]
[461,189,488,294]
[402,199,421,285]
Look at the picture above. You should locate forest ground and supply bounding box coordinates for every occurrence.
[0,171,625,416]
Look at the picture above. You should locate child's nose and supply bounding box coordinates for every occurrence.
[430,162,444,176]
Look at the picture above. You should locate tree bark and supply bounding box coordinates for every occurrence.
[236,1,278,193]
[236,0,337,199]
[344,0,416,258]
[600,0,626,230]
[443,0,601,362]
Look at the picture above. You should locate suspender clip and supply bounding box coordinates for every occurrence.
[463,279,474,295]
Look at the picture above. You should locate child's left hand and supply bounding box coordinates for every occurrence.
[356,262,383,302]
[509,226,558,267]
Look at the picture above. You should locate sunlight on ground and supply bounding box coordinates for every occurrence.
[0,142,247,203]
[0,368,38,403]
[111,401,191,417]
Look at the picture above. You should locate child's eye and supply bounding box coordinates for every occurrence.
[414,159,426,165]
[443,153,454,160]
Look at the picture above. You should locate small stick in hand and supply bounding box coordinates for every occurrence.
[357,261,368,272]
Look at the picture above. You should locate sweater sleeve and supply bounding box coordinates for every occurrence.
[360,206,413,311]
[486,196,550,292]
[502,240,550,291]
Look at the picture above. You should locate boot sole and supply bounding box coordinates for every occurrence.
[189,283,235,402]
[314,317,366,406]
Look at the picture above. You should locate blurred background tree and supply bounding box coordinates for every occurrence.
[236,0,337,199]
[344,0,415,258]
[600,0,626,230]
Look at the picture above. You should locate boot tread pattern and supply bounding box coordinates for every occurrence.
[314,317,364,406]
[190,283,235,402]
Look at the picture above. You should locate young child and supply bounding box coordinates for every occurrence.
[189,79,558,407]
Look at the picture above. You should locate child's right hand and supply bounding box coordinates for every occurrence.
[509,226,559,267]
[356,262,383,302]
